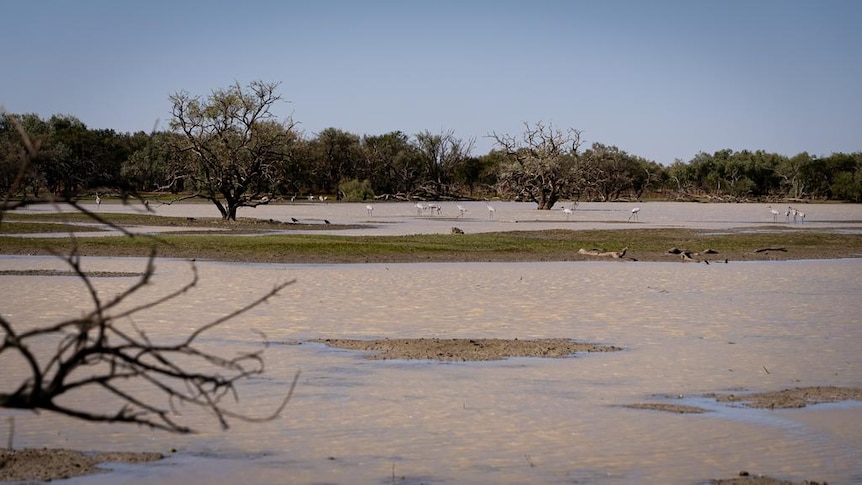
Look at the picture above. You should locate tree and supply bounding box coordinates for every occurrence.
[306,127,362,197]
[169,80,297,220]
[360,131,416,196]
[491,121,583,209]
[412,129,474,198]
[122,131,182,193]
[1,113,297,434]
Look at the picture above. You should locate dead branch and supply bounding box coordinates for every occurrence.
[0,248,298,433]
[754,247,788,253]
[578,247,628,259]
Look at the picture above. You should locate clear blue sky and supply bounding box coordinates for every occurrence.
[2,0,860,164]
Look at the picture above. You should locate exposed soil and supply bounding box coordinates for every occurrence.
[623,403,708,414]
[708,471,829,484]
[705,386,862,409]
[311,337,622,361]
[0,448,162,482]
[0,269,143,277]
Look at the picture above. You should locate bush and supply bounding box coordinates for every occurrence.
[338,178,374,201]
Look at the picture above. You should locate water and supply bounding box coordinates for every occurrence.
[15,200,862,236]
[2,202,862,484]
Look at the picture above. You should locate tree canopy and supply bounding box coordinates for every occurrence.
[2,88,861,207]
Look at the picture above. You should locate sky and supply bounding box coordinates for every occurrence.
[2,0,860,164]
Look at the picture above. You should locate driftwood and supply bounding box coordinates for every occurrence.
[578,247,628,259]
[755,247,788,253]
[667,247,726,263]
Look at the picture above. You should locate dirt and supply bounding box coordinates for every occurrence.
[623,403,708,414]
[705,386,862,409]
[311,337,622,361]
[0,269,143,277]
[0,448,163,482]
[708,471,829,484]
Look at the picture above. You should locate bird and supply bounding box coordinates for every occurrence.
[561,206,574,220]
[95,193,101,208]
[785,207,792,223]
[796,209,805,223]
[291,217,299,223]
[456,205,467,217]
[366,204,373,216]
[769,206,779,223]
[486,204,496,219]
[628,207,640,222]
[426,202,442,215]
[415,202,426,215]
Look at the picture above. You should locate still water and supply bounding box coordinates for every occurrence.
[2,202,862,484]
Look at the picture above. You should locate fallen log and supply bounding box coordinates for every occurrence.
[578,247,628,259]
[754,247,788,253]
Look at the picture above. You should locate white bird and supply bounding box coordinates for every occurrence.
[456,204,467,217]
[796,209,805,223]
[487,204,496,219]
[366,204,373,216]
[785,207,792,223]
[426,202,442,215]
[769,206,779,223]
[415,202,426,215]
[95,193,101,208]
[628,207,640,222]
[561,206,574,220]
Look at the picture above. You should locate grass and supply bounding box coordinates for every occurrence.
[1,223,859,263]
[0,221,107,234]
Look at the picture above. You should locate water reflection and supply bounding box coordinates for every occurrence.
[1,255,860,484]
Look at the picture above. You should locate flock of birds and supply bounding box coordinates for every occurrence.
[769,205,806,223]
[358,201,643,222]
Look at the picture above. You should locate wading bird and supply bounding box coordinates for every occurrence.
[486,204,496,219]
[628,207,640,222]
[366,204,373,216]
[562,206,574,220]
[456,205,467,217]
[769,206,779,222]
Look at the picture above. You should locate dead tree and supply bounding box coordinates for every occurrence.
[490,121,584,210]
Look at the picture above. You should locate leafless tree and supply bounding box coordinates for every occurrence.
[490,121,584,209]
[1,110,298,434]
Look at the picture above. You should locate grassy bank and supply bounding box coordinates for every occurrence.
[1,220,859,263]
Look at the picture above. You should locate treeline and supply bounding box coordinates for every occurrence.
[2,109,860,208]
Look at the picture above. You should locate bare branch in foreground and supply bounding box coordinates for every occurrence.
[0,250,298,433]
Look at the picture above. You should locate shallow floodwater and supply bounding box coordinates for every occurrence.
[16,200,862,236]
[1,254,861,484]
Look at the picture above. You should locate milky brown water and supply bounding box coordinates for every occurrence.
[2,202,862,484]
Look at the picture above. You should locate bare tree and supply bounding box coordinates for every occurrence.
[490,121,583,209]
[169,81,297,220]
[413,129,474,198]
[1,110,297,434]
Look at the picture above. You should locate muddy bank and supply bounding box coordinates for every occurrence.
[707,386,862,409]
[0,448,162,482]
[311,337,622,361]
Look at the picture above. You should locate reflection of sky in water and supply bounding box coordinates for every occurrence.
[1,251,861,483]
